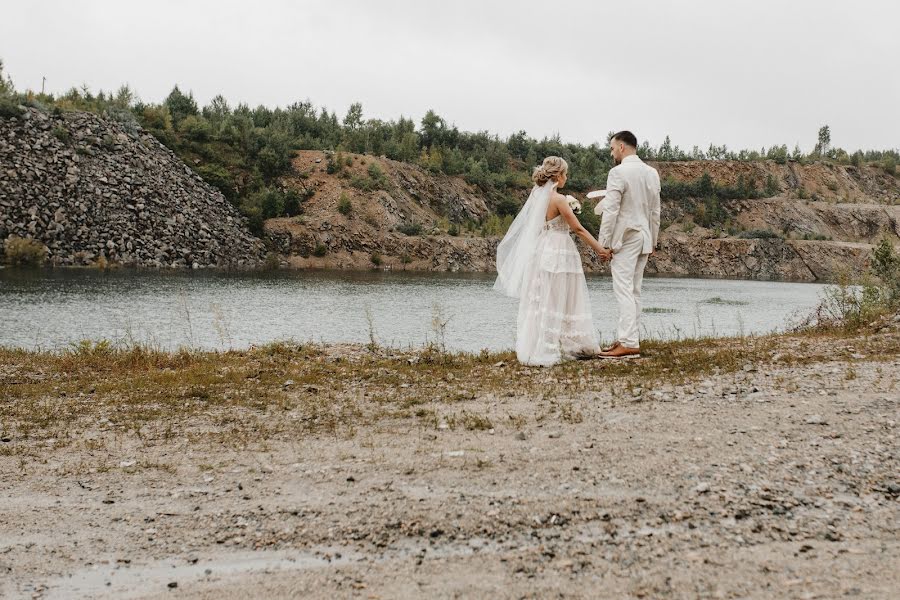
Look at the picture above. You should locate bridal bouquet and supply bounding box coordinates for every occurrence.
[565,195,582,215]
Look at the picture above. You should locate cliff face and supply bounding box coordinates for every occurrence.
[0,108,265,268]
[268,151,899,281]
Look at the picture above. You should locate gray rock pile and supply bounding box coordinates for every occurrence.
[0,107,266,267]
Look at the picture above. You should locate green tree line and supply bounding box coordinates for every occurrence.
[1,60,897,237]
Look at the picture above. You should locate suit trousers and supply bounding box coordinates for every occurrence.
[610,230,650,348]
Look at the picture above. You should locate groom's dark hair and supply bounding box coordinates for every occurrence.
[611,130,638,148]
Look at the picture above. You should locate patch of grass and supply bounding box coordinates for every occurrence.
[1,328,897,455]
[460,411,493,431]
[703,297,750,306]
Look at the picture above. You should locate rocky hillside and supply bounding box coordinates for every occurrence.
[0,108,266,268]
[267,151,900,281]
[266,151,497,271]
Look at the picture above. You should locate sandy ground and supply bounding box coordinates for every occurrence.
[1,335,899,599]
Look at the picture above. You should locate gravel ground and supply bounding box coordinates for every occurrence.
[1,332,898,599]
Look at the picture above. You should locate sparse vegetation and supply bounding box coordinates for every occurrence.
[337,193,353,216]
[738,229,781,240]
[51,125,71,143]
[1,326,897,453]
[397,222,423,236]
[803,239,900,331]
[3,236,48,266]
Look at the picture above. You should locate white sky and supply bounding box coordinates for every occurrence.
[2,0,898,152]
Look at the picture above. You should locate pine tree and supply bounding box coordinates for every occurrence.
[164,85,198,126]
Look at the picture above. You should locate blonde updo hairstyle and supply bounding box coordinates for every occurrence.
[532,156,568,186]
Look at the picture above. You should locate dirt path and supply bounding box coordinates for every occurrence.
[1,334,898,599]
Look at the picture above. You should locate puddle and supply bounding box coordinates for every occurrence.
[39,548,357,599]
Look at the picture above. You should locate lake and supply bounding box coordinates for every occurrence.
[0,269,828,352]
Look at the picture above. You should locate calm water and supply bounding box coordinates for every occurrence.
[0,269,828,352]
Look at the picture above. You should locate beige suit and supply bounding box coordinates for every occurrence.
[596,155,661,348]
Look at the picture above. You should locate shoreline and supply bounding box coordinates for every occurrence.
[0,263,840,285]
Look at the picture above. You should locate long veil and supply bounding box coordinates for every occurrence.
[493,180,557,298]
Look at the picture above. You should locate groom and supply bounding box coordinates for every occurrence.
[596,131,661,359]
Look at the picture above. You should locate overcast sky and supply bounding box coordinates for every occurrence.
[2,1,898,152]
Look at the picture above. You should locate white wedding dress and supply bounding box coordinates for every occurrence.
[494,181,598,367]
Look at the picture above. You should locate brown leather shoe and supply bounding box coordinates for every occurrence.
[599,345,641,359]
[601,341,622,353]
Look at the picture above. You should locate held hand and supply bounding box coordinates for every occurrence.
[597,247,612,261]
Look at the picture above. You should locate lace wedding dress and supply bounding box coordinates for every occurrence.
[515,214,598,366]
[494,181,598,367]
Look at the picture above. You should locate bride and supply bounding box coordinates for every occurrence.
[494,156,611,366]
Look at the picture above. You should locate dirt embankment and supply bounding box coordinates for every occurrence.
[267,152,899,281]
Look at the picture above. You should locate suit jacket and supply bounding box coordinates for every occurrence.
[596,155,661,254]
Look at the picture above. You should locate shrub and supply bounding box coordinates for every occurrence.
[694,196,728,228]
[245,212,265,238]
[367,162,388,186]
[178,115,212,142]
[397,222,422,236]
[871,237,900,307]
[765,174,780,196]
[349,175,375,191]
[282,190,304,217]
[337,193,353,216]
[312,243,327,257]
[257,144,293,181]
[496,197,521,216]
[263,252,280,271]
[3,236,48,266]
[448,223,459,236]
[196,163,236,202]
[577,205,601,237]
[400,253,412,264]
[241,188,304,222]
[738,229,781,239]
[370,252,383,266]
[883,155,897,177]
[0,97,22,119]
[326,152,344,174]
[52,126,71,143]
[479,214,514,237]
